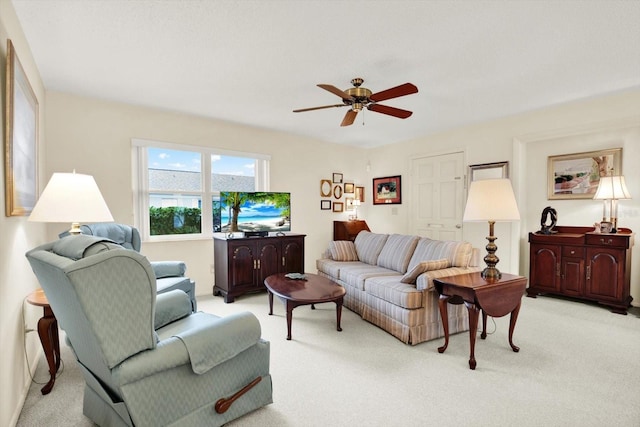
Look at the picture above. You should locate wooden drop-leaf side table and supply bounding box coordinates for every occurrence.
[434,272,527,370]
[26,288,61,395]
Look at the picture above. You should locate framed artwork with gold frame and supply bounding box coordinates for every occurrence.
[547,148,622,200]
[320,179,332,197]
[5,40,39,216]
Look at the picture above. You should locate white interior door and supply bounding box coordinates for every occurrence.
[411,152,465,240]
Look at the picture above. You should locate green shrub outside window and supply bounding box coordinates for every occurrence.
[149,206,202,235]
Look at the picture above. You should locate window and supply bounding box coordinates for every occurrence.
[133,139,269,240]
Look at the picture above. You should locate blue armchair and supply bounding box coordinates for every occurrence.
[26,235,272,426]
[61,223,197,311]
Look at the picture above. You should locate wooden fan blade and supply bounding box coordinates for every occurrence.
[369,83,418,102]
[367,104,413,119]
[293,104,346,113]
[318,84,354,100]
[340,110,358,127]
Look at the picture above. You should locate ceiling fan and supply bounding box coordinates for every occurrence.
[293,78,418,127]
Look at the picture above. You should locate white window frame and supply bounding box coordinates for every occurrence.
[132,138,270,241]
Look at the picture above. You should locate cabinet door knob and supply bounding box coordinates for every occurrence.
[570,250,575,255]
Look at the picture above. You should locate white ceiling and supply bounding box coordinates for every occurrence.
[11,0,640,148]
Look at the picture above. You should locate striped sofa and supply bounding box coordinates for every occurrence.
[316,231,481,345]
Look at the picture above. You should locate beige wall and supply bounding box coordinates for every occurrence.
[0,1,48,425]
[367,91,640,300]
[44,91,365,296]
[3,2,639,423]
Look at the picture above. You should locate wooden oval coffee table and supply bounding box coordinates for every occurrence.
[264,273,346,340]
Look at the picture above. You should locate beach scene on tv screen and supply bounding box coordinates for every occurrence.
[216,192,290,232]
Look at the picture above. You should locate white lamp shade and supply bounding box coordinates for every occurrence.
[593,176,631,200]
[29,172,114,223]
[463,178,520,222]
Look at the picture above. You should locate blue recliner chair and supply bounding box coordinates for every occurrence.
[61,223,197,311]
[26,235,272,426]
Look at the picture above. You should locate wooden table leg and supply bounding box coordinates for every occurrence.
[335,297,343,332]
[285,300,294,340]
[508,301,521,352]
[465,301,480,370]
[267,290,274,315]
[437,294,450,354]
[38,306,60,395]
[481,310,488,340]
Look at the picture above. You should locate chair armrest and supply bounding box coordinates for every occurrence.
[154,290,192,330]
[175,311,261,374]
[114,312,263,384]
[151,261,187,278]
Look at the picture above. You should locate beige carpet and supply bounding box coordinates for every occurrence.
[17,293,640,426]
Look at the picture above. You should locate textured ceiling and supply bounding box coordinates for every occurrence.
[11,0,640,148]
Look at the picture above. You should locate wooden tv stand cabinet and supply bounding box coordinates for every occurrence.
[213,234,305,303]
[528,226,634,314]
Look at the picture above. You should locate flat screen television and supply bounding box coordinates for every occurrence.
[213,192,291,233]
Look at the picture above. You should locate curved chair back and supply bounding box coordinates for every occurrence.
[26,236,157,398]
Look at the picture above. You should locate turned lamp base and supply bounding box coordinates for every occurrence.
[481,221,502,280]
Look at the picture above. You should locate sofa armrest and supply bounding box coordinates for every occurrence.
[151,261,187,278]
[154,290,192,330]
[416,266,483,291]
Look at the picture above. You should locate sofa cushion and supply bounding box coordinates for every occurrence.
[401,258,449,284]
[408,238,473,269]
[340,264,399,291]
[376,234,420,273]
[365,276,424,309]
[329,240,359,261]
[354,231,388,265]
[316,259,363,280]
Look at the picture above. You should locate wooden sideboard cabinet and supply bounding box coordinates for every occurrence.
[528,226,634,314]
[333,220,370,241]
[213,234,305,303]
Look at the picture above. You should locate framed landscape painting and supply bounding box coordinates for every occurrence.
[548,148,622,200]
[373,175,401,205]
[5,40,39,216]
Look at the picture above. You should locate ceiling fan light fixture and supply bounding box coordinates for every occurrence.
[294,78,418,126]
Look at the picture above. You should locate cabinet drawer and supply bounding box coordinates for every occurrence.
[585,234,629,248]
[562,246,585,257]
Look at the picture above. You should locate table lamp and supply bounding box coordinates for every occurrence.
[463,178,520,280]
[593,175,631,233]
[28,171,114,234]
